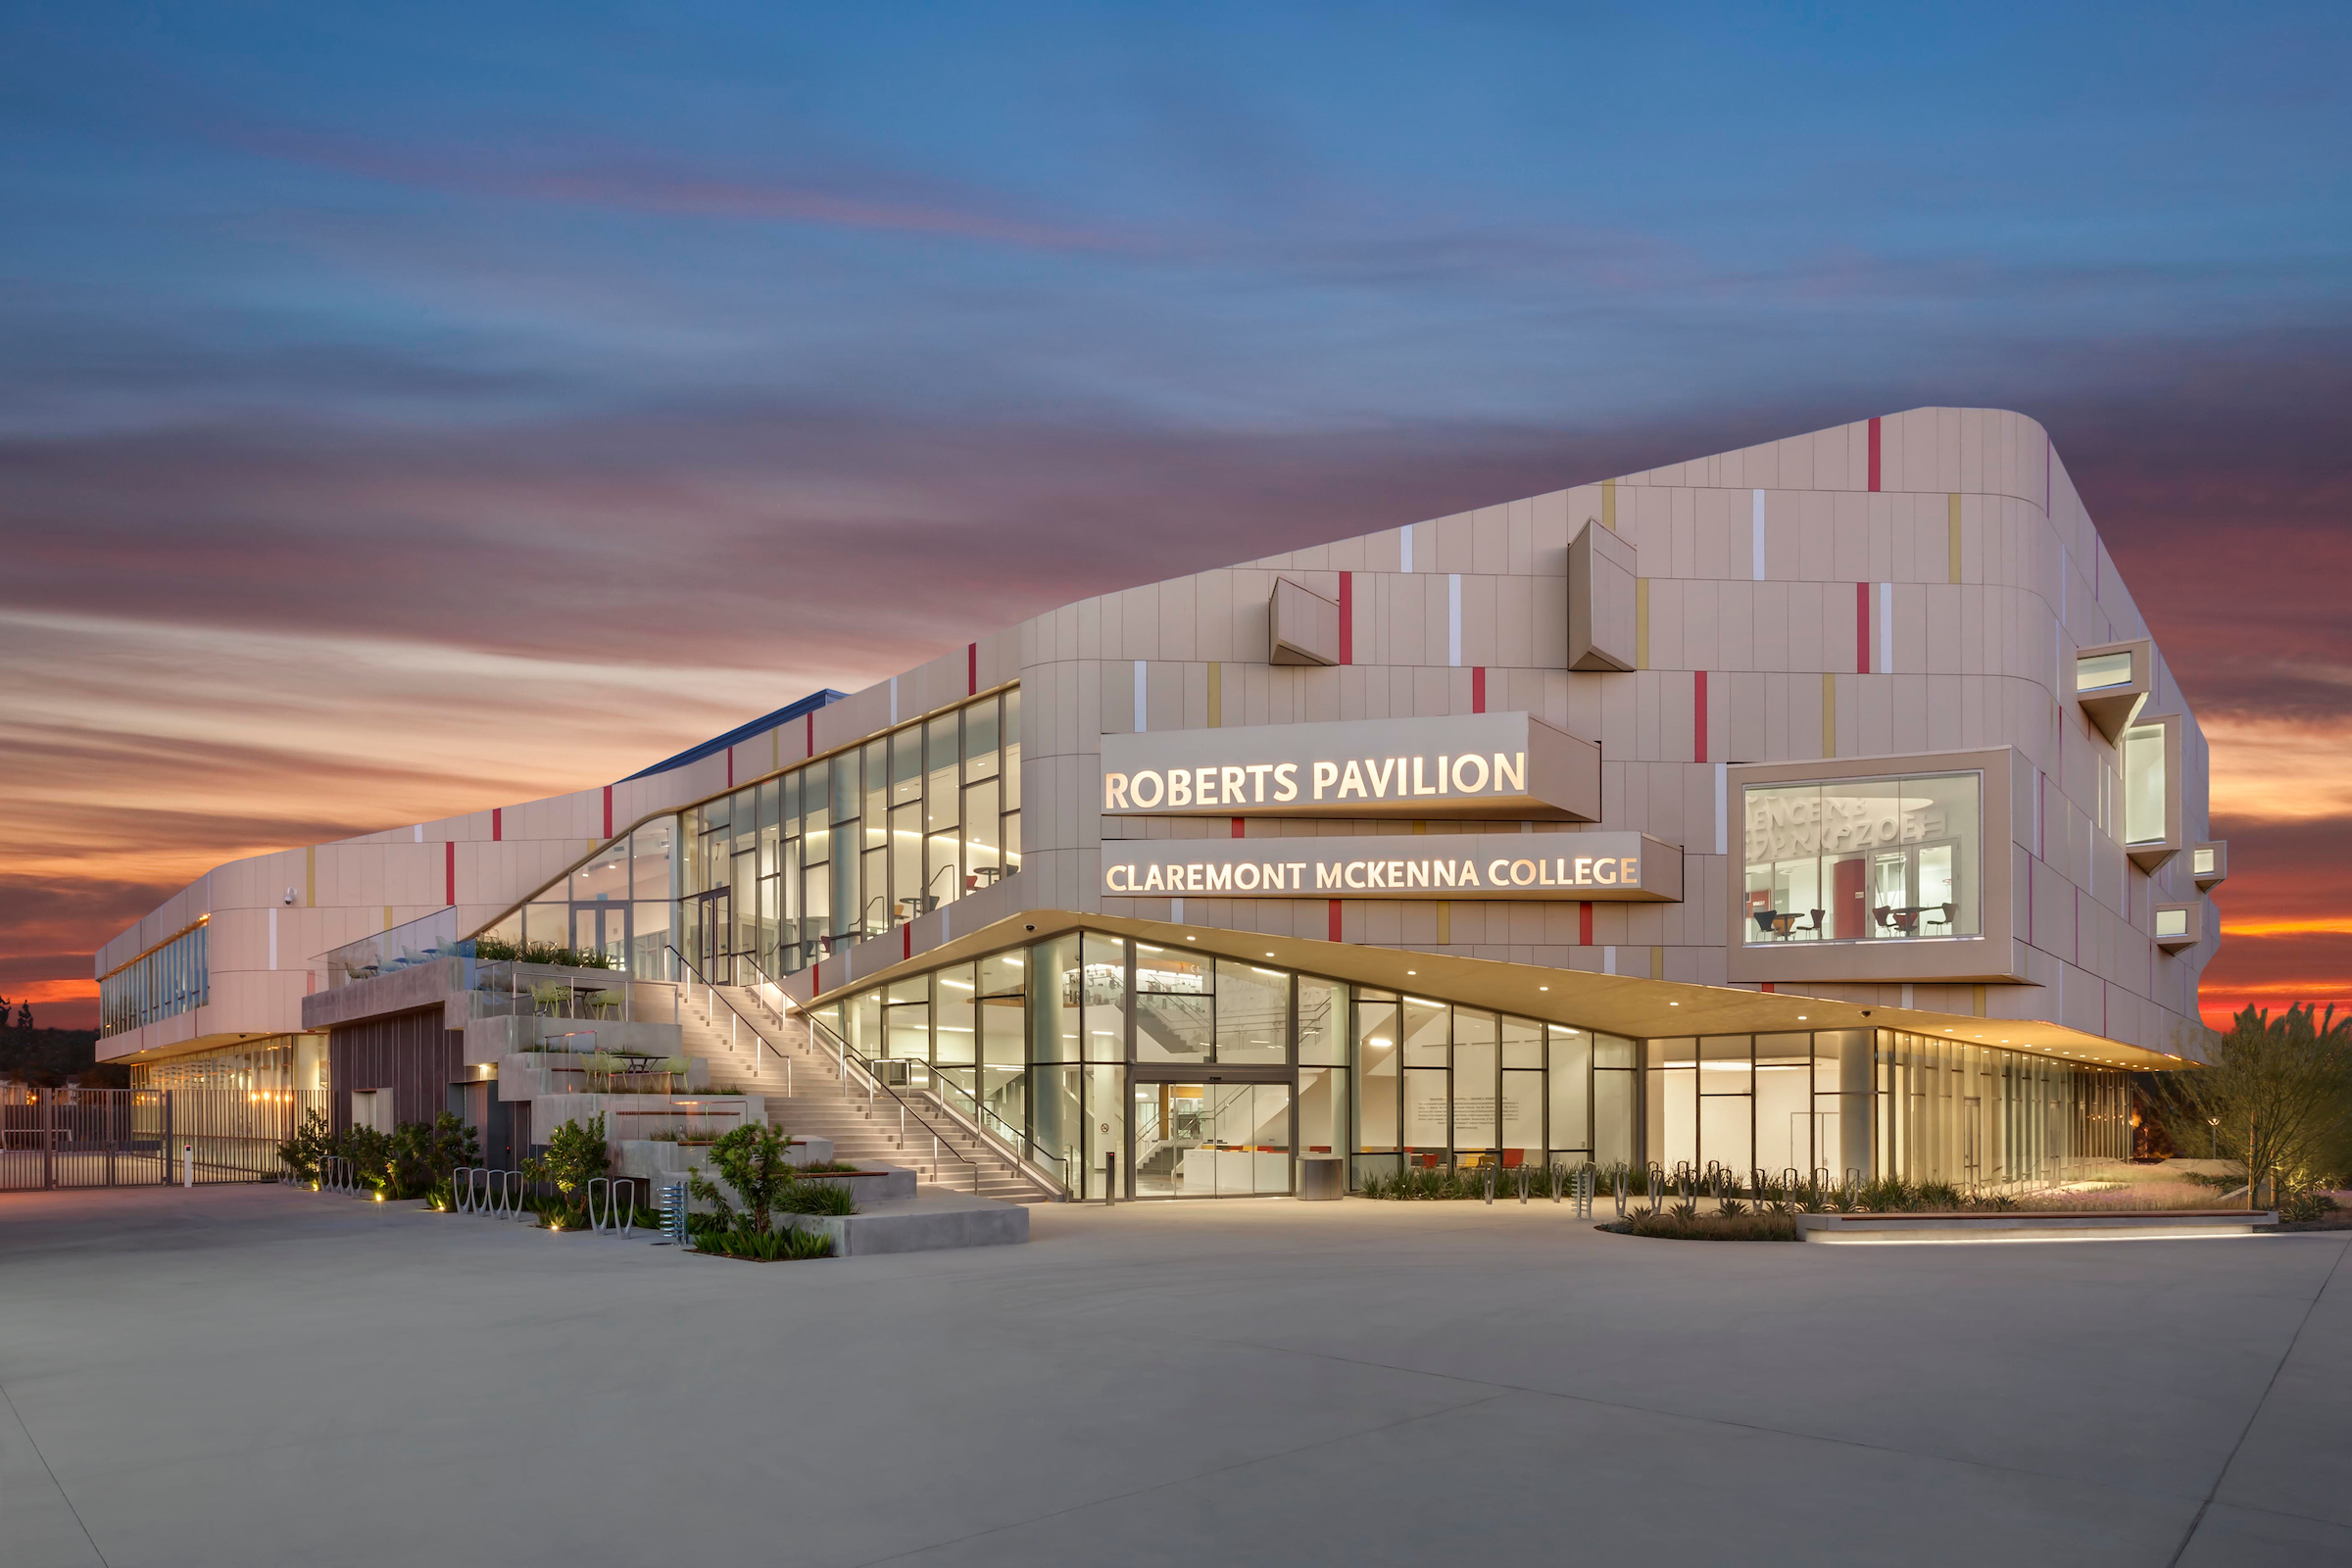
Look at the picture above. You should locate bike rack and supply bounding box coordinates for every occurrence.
[1574,1164,1595,1219]
[583,1178,637,1235]
[653,1180,691,1249]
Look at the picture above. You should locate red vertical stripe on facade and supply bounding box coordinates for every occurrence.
[1231,817,1245,839]
[726,748,734,788]
[903,924,913,960]
[603,785,612,840]
[1761,982,1775,994]
[1338,571,1352,663]
[1328,900,1343,943]
[444,841,455,906]
[1867,416,1882,491]
[1693,671,1708,762]
[967,642,978,695]
[491,808,501,842]
[1578,902,1593,946]
[1856,583,1871,673]
[1471,665,1486,713]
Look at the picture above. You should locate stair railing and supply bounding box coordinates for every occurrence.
[723,950,1059,1201]
[730,952,1062,1201]
[906,1063,1068,1201]
[662,946,794,1095]
[783,1004,983,1195]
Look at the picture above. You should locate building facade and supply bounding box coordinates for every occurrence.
[95,409,2221,1198]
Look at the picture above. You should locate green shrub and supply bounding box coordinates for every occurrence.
[338,1125,396,1194]
[526,1116,610,1220]
[780,1180,858,1216]
[391,1113,479,1200]
[689,1123,802,1234]
[1621,1209,1798,1242]
[697,1225,833,1260]
[277,1109,334,1182]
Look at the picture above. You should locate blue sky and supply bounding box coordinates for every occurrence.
[2,2,2349,1022]
[7,3,2347,438]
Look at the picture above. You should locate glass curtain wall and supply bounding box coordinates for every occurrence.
[496,818,676,978]
[99,924,210,1037]
[483,687,1018,985]
[815,937,1642,1200]
[1644,1029,2128,1187]
[680,688,1020,980]
[808,937,2134,1200]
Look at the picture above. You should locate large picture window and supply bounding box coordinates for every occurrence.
[1741,771,1981,944]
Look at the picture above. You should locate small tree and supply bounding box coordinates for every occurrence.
[690,1123,799,1235]
[2159,1003,2352,1207]
[527,1115,610,1219]
[338,1124,397,1195]
[390,1113,480,1200]
[277,1110,334,1182]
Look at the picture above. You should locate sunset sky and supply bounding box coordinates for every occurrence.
[4,4,2347,1030]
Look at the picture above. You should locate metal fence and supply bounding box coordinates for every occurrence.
[0,1085,327,1191]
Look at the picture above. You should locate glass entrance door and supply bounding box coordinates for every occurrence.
[693,890,730,982]
[1132,1077,1293,1198]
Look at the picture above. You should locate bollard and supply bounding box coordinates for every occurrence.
[181,1141,194,1188]
[1104,1152,1117,1206]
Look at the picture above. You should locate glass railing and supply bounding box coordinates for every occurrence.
[317,909,467,988]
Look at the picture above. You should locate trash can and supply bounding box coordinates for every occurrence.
[1299,1154,1345,1201]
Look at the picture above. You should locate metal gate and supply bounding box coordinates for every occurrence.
[0,1086,323,1190]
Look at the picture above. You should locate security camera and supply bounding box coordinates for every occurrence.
[1024,924,1036,933]
[283,887,297,906]
[1860,1009,1872,1018]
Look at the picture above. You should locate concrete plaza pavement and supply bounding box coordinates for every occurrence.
[2,1184,2346,1568]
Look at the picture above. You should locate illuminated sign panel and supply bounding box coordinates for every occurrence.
[1100,712,1599,821]
[1102,831,1680,902]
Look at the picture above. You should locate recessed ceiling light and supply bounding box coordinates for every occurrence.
[1406,969,1415,975]
[1539,986,1548,992]
[1796,1014,1806,1020]
[1265,953,1275,957]
[1669,1002,1678,1006]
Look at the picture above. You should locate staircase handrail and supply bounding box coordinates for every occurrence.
[731,952,1060,1201]
[682,947,980,1196]
[908,1064,1069,1200]
[660,946,795,1083]
[729,951,796,1030]
[795,1005,1062,1203]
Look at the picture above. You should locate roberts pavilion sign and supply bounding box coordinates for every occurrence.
[1101,712,1600,821]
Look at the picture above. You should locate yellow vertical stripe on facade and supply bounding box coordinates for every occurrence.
[1207,662,1222,727]
[1436,901,1450,945]
[1648,946,1665,980]
[381,906,393,932]
[1634,578,1649,668]
[305,846,315,906]
[1948,494,1963,584]
[1601,478,1617,531]
[1822,672,1838,758]
[1973,984,1986,1017]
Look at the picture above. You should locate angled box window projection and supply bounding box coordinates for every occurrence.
[2122,712,2184,871]
[2075,639,2151,742]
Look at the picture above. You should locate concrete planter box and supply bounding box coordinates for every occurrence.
[786,1192,1028,1256]
[1795,1210,2278,1245]
[467,1015,686,1067]
[526,1092,764,1136]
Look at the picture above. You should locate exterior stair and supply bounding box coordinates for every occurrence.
[667,982,1058,1204]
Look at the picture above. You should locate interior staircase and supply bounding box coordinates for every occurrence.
[665,982,1057,1204]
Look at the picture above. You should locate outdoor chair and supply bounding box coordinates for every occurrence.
[589,988,626,1019]
[529,982,568,1016]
